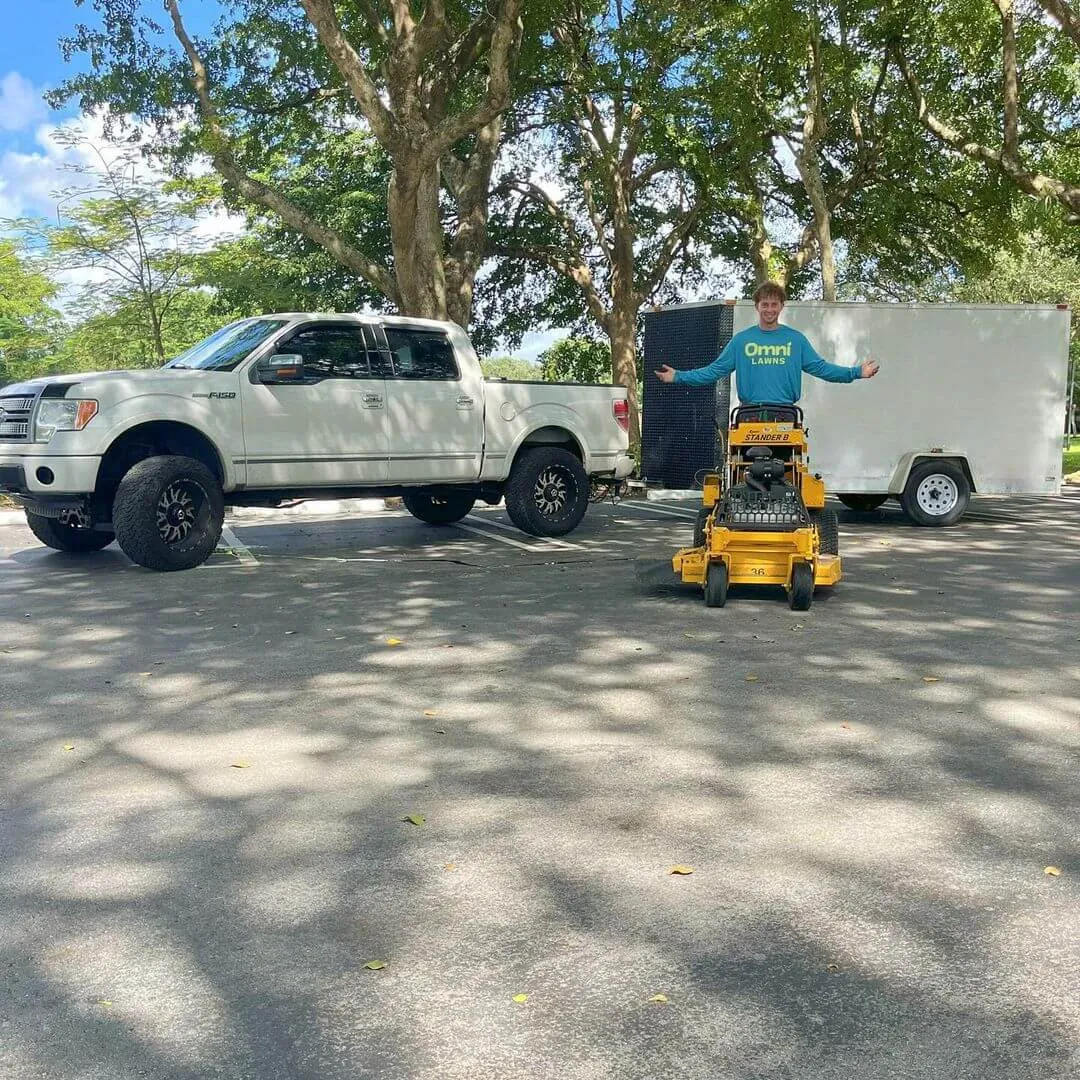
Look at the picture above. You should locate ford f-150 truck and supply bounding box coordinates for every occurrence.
[0,313,634,570]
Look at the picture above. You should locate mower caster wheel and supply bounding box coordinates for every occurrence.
[788,562,813,611]
[703,560,729,608]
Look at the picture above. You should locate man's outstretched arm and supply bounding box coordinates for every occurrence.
[655,341,737,386]
[802,341,879,383]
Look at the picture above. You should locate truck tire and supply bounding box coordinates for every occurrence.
[838,494,887,512]
[402,489,475,525]
[504,446,590,537]
[809,508,839,555]
[901,460,970,527]
[113,455,224,571]
[26,510,114,552]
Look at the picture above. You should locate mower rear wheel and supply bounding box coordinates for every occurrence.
[788,562,814,611]
[809,508,839,556]
[703,560,729,608]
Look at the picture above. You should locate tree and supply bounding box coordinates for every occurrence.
[56,0,533,327]
[53,287,246,374]
[887,0,1080,224]
[9,136,204,364]
[538,337,611,383]
[488,1,718,444]
[0,240,60,386]
[687,0,1017,301]
[479,354,541,380]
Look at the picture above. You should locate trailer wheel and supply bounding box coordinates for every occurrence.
[809,508,839,555]
[402,489,475,525]
[901,461,970,527]
[703,560,728,608]
[789,562,814,611]
[838,494,887,512]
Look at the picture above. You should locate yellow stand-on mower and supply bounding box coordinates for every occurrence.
[671,404,841,610]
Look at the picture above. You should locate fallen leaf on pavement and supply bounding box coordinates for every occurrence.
[230,761,251,769]
[745,674,759,682]
[1044,866,1062,876]
[444,863,457,871]
[364,960,387,971]
[648,994,669,1003]
[423,710,437,717]
[404,814,425,826]
[434,728,447,735]
[669,865,694,875]
[922,676,940,683]
[385,638,403,646]
[826,963,841,974]
[63,744,75,751]
[99,999,113,1007]
[512,993,528,1004]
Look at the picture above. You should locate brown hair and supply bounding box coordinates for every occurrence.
[753,282,787,305]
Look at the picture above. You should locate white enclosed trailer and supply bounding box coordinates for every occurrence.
[642,300,1071,526]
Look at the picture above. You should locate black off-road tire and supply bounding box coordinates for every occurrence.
[838,494,887,512]
[26,511,114,552]
[809,507,839,556]
[113,455,224,571]
[789,562,814,611]
[504,447,590,537]
[901,460,970,527]
[402,489,475,525]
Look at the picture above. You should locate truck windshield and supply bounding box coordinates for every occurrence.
[165,319,290,372]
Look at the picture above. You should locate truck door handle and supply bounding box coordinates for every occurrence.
[362,393,383,408]
[457,396,475,408]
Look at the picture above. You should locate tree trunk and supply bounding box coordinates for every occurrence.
[388,162,448,321]
[608,307,641,450]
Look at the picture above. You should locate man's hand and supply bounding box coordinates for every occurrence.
[860,359,880,380]
[654,365,677,383]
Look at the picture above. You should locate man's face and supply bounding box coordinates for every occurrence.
[756,295,783,327]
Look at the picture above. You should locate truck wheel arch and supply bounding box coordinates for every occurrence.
[95,421,227,517]
[510,425,586,471]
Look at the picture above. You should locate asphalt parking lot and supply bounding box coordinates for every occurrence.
[2,492,1079,1080]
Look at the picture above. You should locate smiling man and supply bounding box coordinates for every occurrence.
[654,282,879,403]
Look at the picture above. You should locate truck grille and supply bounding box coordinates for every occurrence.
[0,396,34,442]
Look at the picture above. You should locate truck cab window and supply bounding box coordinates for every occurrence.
[384,328,459,380]
[277,326,371,379]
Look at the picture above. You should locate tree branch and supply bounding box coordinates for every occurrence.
[495,242,610,329]
[298,0,396,146]
[994,0,1020,162]
[642,206,701,298]
[894,44,1080,215]
[1038,0,1080,49]
[164,0,400,303]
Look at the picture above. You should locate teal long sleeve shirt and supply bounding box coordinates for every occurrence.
[673,324,860,404]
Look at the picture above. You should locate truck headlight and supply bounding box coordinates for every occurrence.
[33,399,98,443]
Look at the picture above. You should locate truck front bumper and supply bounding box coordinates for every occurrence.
[0,451,101,497]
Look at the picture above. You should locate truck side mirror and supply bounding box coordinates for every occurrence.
[255,354,306,384]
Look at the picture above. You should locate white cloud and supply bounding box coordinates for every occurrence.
[0,72,46,133]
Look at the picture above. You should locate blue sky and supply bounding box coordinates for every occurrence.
[0,1,559,359]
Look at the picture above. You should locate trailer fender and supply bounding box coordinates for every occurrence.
[887,451,977,495]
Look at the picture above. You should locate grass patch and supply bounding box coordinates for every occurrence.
[1064,437,1080,479]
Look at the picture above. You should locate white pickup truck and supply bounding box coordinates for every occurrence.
[0,314,633,570]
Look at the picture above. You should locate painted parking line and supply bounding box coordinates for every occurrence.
[615,501,699,521]
[452,520,560,552]
[464,514,583,550]
[218,524,259,566]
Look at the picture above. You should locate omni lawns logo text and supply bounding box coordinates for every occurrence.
[745,341,792,366]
